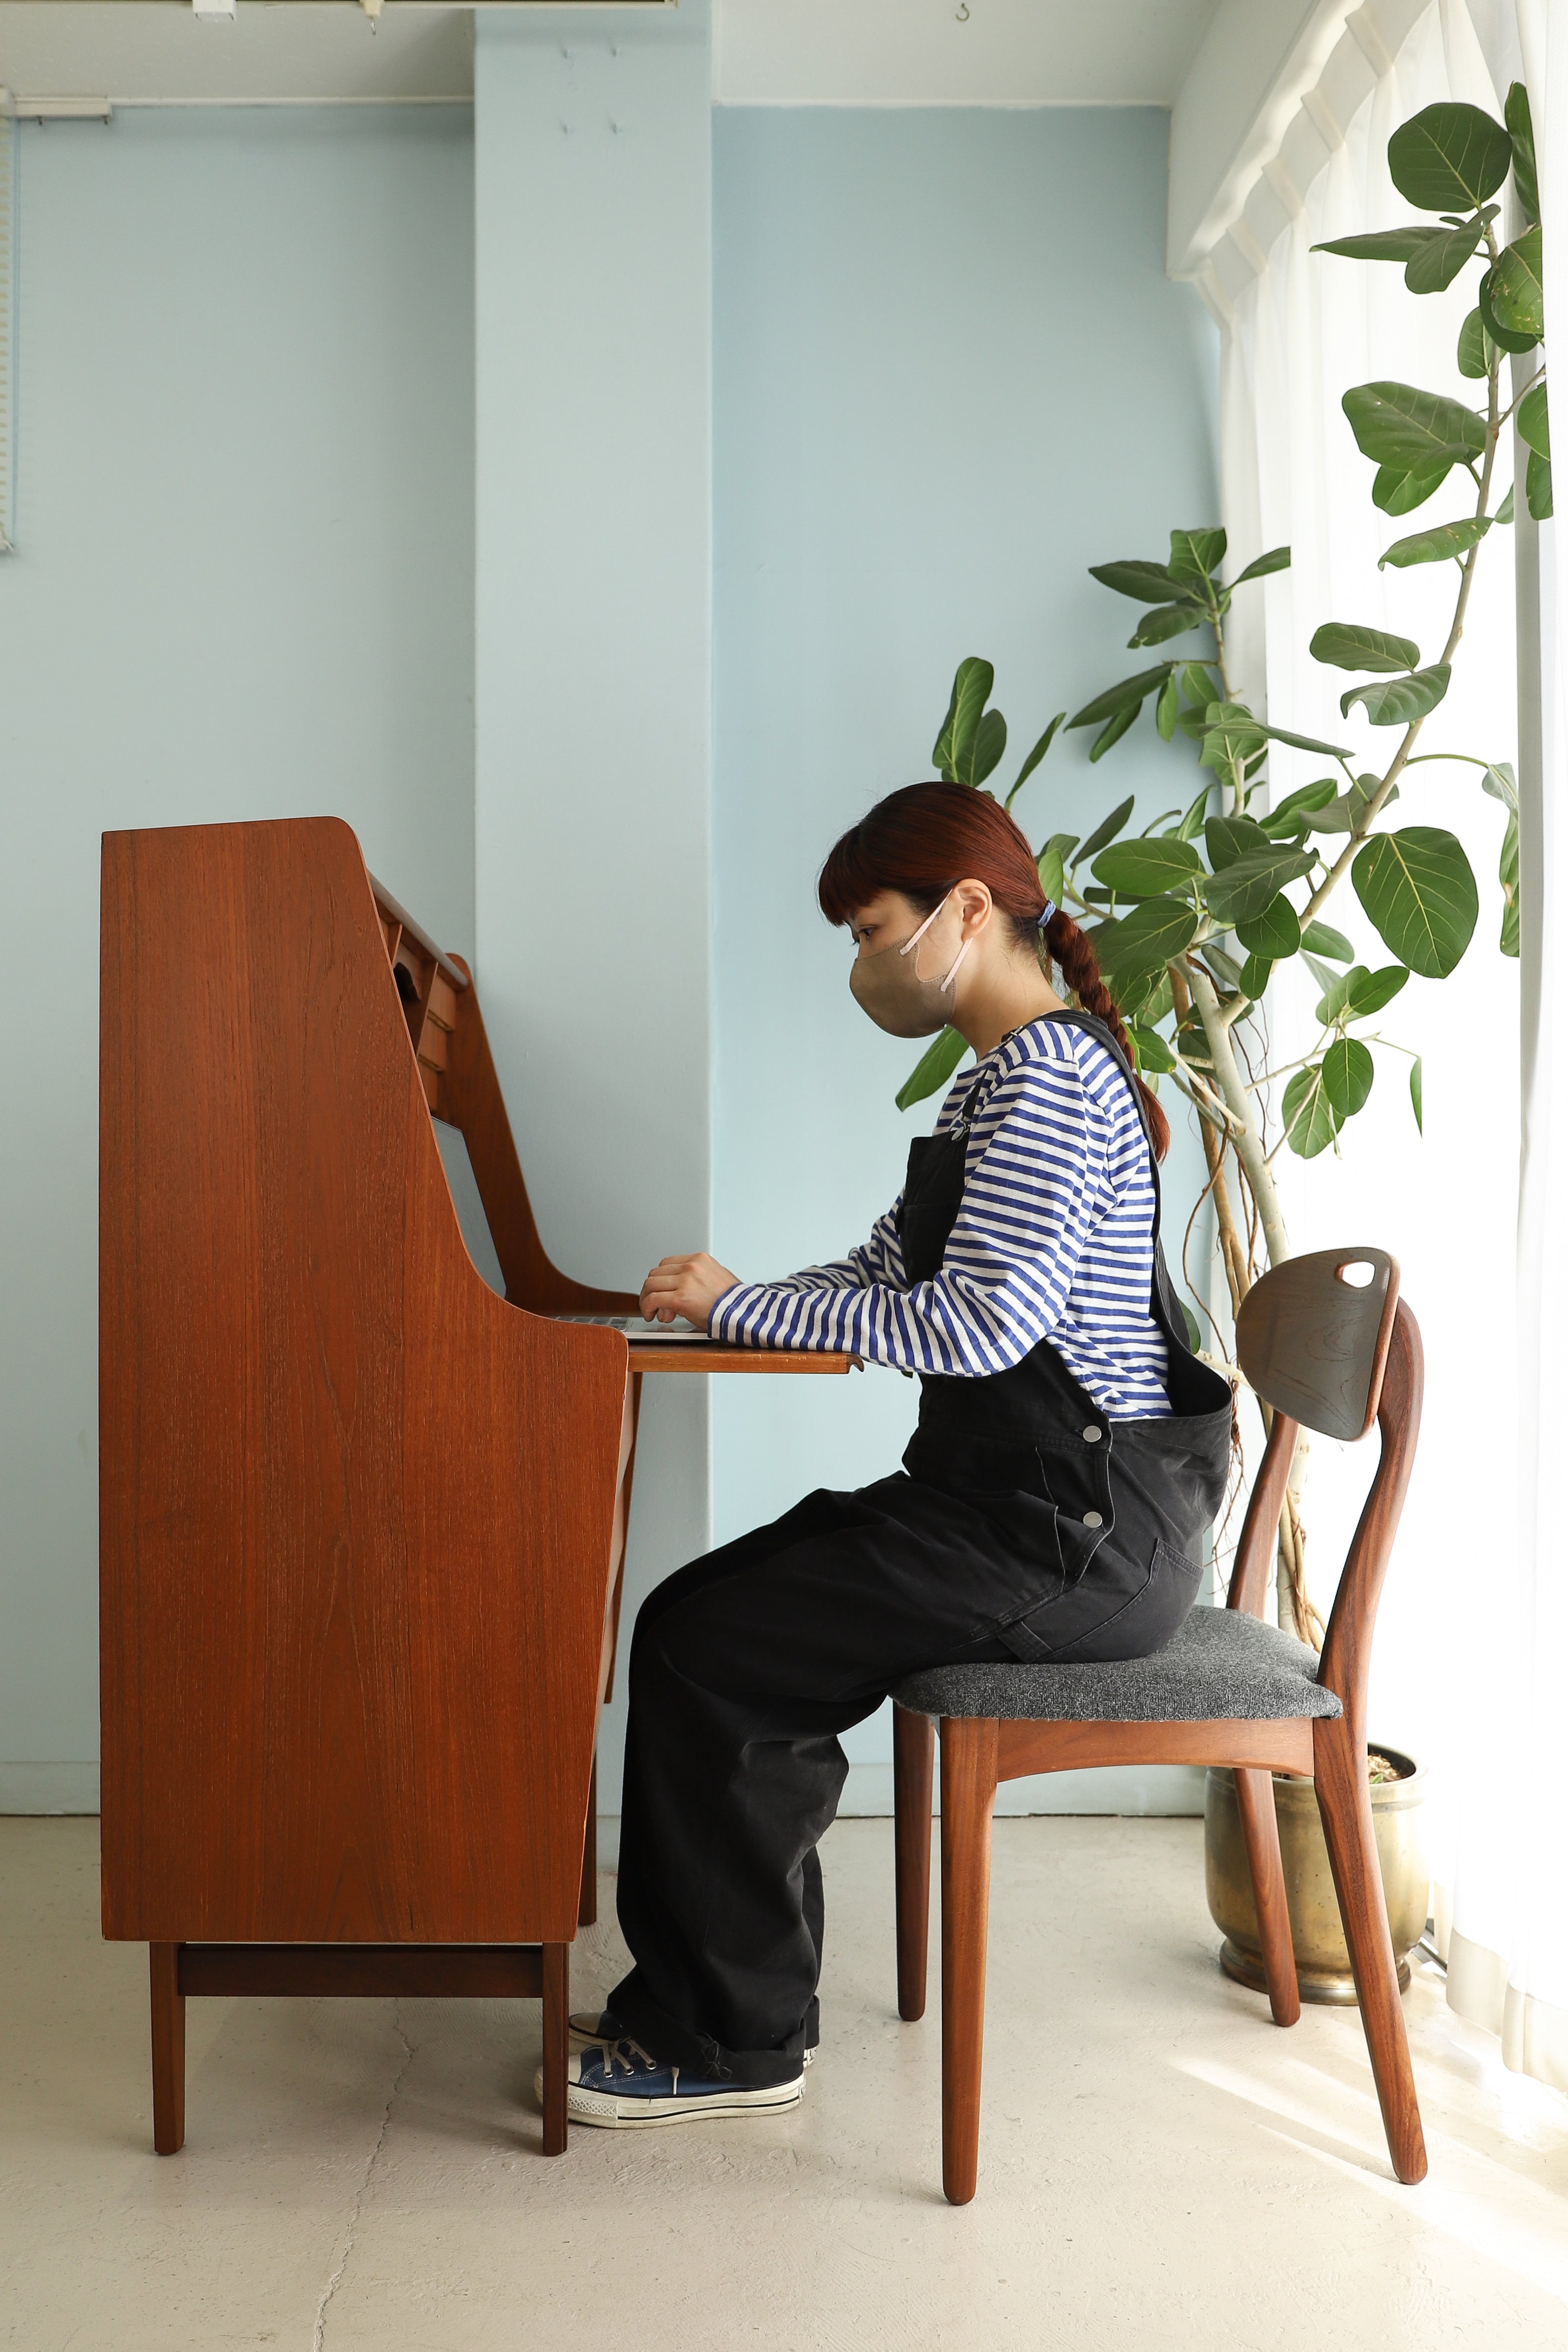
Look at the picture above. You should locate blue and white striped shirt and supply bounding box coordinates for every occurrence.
[710,1018,1172,1418]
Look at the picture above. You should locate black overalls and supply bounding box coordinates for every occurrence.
[610,1015,1233,2086]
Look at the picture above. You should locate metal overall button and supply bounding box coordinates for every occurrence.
[1082,1510,1104,1528]
[1082,1424,1102,1443]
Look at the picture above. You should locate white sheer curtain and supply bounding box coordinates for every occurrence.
[1212,0,1568,2091]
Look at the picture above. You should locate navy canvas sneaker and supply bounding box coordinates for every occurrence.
[537,2035,803,2130]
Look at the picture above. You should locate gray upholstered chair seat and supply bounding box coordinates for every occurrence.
[892,1603,1341,1724]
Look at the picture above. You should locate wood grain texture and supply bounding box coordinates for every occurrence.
[177,1943,546,1999]
[629,1346,854,1374]
[1316,1302,1423,1758]
[149,1944,185,2156]
[994,1717,1316,1782]
[100,818,628,1949]
[1314,1715,1427,2182]
[1225,1410,1299,1621]
[892,1704,934,2023]
[541,1942,570,2158]
[939,1718,998,2207]
[1233,1768,1301,2027]
[1236,1248,1399,1442]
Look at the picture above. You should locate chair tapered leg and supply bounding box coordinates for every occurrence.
[150,1943,185,2156]
[1312,1717,1427,2183]
[541,1942,570,2156]
[893,1704,935,2022]
[939,1717,999,2207]
[578,1756,598,1929]
[1234,1767,1300,2026]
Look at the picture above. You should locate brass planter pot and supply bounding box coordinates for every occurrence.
[1204,1749,1430,2005]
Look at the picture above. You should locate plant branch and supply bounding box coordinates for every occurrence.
[1184,959,1292,1268]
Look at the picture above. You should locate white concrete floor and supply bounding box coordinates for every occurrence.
[3,1817,1566,2351]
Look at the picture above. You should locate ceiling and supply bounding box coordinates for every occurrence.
[0,1,1224,109]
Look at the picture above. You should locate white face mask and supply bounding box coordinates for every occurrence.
[848,892,971,1038]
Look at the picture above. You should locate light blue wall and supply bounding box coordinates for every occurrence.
[710,107,1220,1809]
[474,11,714,1812]
[0,110,475,1809]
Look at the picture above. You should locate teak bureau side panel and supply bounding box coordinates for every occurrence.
[100,818,627,1948]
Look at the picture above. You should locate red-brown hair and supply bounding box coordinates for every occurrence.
[818,780,1170,1160]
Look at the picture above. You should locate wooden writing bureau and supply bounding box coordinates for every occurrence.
[99,815,851,2156]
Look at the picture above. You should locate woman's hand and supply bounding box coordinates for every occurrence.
[639,1252,741,1329]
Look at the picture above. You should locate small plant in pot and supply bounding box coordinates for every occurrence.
[899,90,1544,2001]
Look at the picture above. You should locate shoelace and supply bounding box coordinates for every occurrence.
[598,2036,658,2080]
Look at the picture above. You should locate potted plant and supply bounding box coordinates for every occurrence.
[897,88,1545,2000]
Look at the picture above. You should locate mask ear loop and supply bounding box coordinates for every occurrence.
[900,888,970,990]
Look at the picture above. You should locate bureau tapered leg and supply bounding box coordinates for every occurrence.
[542,1942,569,2155]
[150,1943,186,2155]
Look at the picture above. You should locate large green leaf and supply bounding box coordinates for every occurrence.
[1231,545,1291,585]
[1264,721,1357,758]
[1091,837,1203,897]
[1340,664,1451,724]
[1387,103,1513,213]
[1236,895,1301,959]
[1410,1056,1424,1134]
[1238,952,1274,1000]
[1317,963,1410,1022]
[1499,808,1520,956]
[1352,825,1478,976]
[1372,458,1454,514]
[959,705,1006,788]
[1406,212,1494,293]
[1301,919,1355,960]
[1312,227,1444,265]
[1127,602,1204,648]
[1379,518,1490,571]
[1490,226,1544,342]
[1170,528,1226,582]
[1127,1021,1177,1076]
[896,1025,969,1113]
[1205,813,1272,869]
[1507,80,1539,224]
[1481,759,1518,813]
[1527,450,1554,521]
[1204,847,1316,925]
[1281,1064,1340,1159]
[1087,560,1194,604]
[1518,381,1550,459]
[1091,704,1141,762]
[1322,1038,1376,1119]
[1155,672,1180,742]
[1075,796,1137,864]
[1455,308,1497,380]
[1478,261,1540,354]
[1261,780,1338,837]
[1309,622,1420,673]
[1067,664,1176,733]
[1310,775,1397,833]
[1096,896,1200,994]
[1006,713,1065,809]
[1342,381,1485,469]
[933,657,994,781]
[1036,830,1077,909]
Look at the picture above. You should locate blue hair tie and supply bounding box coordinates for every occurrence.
[1037,899,1057,930]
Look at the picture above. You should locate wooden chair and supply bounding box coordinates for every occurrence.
[889,1247,1426,2205]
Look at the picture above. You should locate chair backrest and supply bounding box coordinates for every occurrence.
[1235,1247,1399,1440]
[1227,1250,1422,1743]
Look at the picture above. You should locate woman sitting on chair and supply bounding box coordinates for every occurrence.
[544,780,1233,2129]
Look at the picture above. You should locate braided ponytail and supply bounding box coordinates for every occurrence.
[1043,909,1169,1162]
[818,779,1171,1162]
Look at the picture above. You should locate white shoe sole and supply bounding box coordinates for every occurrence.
[561,2075,803,2130]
